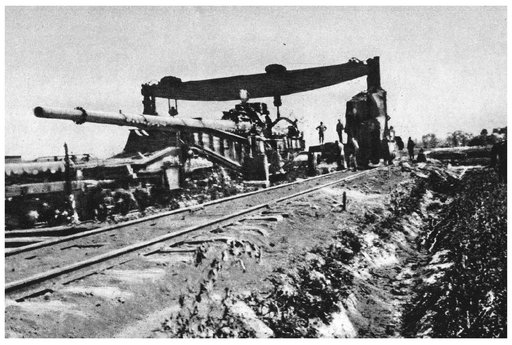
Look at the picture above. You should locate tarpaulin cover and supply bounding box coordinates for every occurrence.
[153,61,370,101]
[5,161,66,176]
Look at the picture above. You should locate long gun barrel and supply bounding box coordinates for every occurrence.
[34,106,250,133]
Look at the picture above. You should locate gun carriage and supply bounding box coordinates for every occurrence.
[6,57,393,228]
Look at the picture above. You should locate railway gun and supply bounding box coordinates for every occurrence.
[6,56,395,228]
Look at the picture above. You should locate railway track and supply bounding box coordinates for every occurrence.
[6,169,356,256]
[5,169,377,300]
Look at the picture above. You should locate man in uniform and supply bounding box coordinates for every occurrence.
[345,138,359,171]
[316,122,327,144]
[335,140,346,170]
[491,139,507,182]
[336,119,344,142]
[407,137,415,161]
[416,148,427,163]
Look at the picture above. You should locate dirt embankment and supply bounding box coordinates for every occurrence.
[152,165,506,338]
[148,166,438,338]
[402,169,507,338]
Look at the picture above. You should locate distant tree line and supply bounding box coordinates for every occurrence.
[419,127,507,149]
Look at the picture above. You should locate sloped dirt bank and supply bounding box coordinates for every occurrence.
[240,176,436,338]
[154,165,506,338]
[402,169,507,338]
[151,167,438,338]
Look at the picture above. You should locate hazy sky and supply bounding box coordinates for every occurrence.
[4,6,507,159]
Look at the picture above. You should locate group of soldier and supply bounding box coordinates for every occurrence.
[315,117,435,166]
[314,119,344,145]
[315,119,352,145]
[314,119,361,170]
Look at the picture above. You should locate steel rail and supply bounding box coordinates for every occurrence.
[5,169,374,294]
[6,168,354,256]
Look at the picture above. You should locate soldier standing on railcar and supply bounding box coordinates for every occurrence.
[316,122,327,144]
